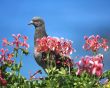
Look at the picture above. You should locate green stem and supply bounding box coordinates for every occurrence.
[17,49,23,76]
[69,65,71,75]
[93,51,97,56]
[47,52,50,69]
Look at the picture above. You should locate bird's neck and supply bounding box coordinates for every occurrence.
[34,25,47,46]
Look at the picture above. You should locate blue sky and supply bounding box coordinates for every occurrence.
[0,0,110,78]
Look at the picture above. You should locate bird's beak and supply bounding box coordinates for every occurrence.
[28,20,33,25]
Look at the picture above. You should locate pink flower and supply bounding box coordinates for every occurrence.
[12,34,29,50]
[76,57,91,75]
[76,54,103,77]
[83,35,109,52]
[12,34,22,49]
[0,48,8,61]
[101,38,109,51]
[36,36,73,56]
[21,36,29,49]
[2,34,29,50]
[2,38,9,46]
[36,37,49,52]
[83,35,101,52]
[91,54,103,76]
[91,63,103,76]
[0,48,14,65]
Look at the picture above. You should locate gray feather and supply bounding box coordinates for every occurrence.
[29,16,48,70]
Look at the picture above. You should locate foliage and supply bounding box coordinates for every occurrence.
[0,34,110,88]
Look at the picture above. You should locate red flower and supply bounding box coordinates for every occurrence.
[7,53,14,60]
[12,34,22,49]
[2,38,9,46]
[36,37,48,52]
[83,35,109,52]
[91,54,103,76]
[76,54,103,77]
[0,48,8,62]
[101,38,109,51]
[83,35,101,52]
[21,36,29,49]
[2,34,29,50]
[0,48,14,65]
[36,36,74,56]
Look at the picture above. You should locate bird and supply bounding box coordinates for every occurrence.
[28,16,48,70]
[28,17,73,73]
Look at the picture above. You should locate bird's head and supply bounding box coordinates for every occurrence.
[28,16,45,28]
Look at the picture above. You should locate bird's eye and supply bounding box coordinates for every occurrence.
[33,21,41,26]
[36,22,41,25]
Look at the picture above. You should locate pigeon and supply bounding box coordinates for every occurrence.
[28,17,73,72]
[28,17,48,70]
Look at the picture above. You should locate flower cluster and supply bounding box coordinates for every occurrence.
[83,35,109,52]
[76,54,103,77]
[0,48,14,65]
[36,36,73,56]
[2,34,29,50]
